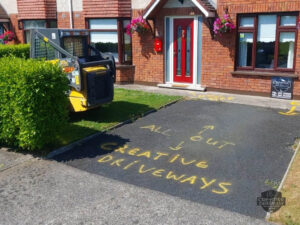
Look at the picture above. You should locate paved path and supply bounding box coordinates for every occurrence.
[115,84,300,112]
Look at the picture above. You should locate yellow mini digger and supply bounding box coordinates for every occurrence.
[30,28,116,112]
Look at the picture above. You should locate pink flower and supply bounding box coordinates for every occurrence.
[126,16,150,36]
[224,14,230,20]
[213,14,235,35]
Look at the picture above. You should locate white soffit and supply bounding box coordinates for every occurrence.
[143,0,215,19]
[163,0,194,8]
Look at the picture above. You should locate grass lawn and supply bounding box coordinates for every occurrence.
[45,88,181,153]
[269,139,300,225]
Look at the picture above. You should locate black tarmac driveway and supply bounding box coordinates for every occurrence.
[53,100,300,218]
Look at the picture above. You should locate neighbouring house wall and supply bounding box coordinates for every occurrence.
[57,0,82,12]
[83,0,131,18]
[201,0,300,97]
[57,0,84,29]
[17,0,57,19]
[14,0,57,42]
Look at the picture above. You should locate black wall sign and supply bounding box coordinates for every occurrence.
[271,77,293,100]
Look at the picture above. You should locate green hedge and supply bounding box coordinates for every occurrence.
[0,44,30,58]
[0,57,69,150]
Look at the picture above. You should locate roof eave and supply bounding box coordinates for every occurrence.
[143,0,216,19]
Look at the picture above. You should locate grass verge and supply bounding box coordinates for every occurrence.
[41,88,181,155]
[269,139,300,225]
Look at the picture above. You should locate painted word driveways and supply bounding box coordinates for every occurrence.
[53,100,300,219]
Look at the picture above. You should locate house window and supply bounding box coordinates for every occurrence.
[0,22,10,36]
[0,23,4,35]
[237,13,298,71]
[23,20,57,43]
[88,18,132,64]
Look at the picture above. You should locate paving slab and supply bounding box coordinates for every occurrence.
[52,100,300,219]
[0,148,33,172]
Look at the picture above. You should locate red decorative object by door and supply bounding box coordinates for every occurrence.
[173,18,194,83]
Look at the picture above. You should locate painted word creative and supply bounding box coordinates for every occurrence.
[97,154,232,195]
[100,143,208,169]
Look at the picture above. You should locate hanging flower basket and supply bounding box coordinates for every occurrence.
[0,31,15,44]
[213,14,235,36]
[126,16,150,36]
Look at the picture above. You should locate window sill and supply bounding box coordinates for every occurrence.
[116,64,135,69]
[231,70,298,78]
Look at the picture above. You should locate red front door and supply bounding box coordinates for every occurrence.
[173,18,194,83]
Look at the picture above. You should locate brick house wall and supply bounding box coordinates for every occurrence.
[131,0,300,98]
[132,7,203,85]
[201,0,300,97]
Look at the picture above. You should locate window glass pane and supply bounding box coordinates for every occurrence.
[278,32,295,69]
[123,20,132,63]
[0,24,4,36]
[238,33,253,67]
[25,30,31,44]
[280,16,296,26]
[176,26,182,75]
[123,20,130,29]
[256,15,276,68]
[165,18,170,82]
[124,32,131,62]
[24,20,46,43]
[23,20,46,29]
[240,17,254,27]
[89,19,117,30]
[90,31,119,62]
[186,26,191,76]
[49,20,57,28]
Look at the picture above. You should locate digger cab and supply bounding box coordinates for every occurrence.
[30,28,116,112]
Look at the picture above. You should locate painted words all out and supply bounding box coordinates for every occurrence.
[140,124,236,151]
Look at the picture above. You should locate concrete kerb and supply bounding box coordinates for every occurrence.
[46,98,182,159]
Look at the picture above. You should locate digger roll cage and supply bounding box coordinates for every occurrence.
[30,29,116,92]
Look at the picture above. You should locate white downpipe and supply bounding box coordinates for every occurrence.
[69,0,73,29]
